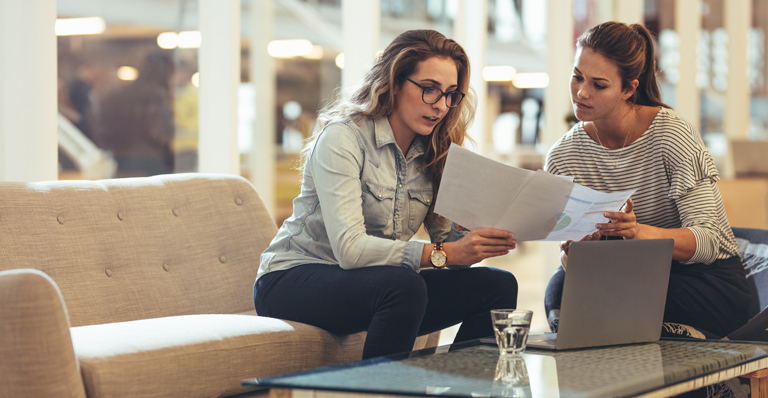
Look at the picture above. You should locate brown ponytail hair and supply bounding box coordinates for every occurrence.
[577,21,671,109]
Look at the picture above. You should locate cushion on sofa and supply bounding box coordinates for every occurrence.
[71,314,366,398]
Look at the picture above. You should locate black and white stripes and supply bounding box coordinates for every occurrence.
[545,107,738,265]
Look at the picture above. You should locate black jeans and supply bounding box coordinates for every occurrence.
[254,264,518,359]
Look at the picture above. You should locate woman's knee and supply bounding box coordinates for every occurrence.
[371,267,428,305]
[466,267,518,307]
[495,269,518,306]
[544,266,565,309]
[476,267,518,294]
[497,268,518,293]
[396,269,429,301]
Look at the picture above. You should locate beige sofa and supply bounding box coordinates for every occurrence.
[0,173,437,398]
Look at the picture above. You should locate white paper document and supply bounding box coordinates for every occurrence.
[433,144,635,241]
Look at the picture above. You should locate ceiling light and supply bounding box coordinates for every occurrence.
[268,39,313,58]
[157,32,178,49]
[335,53,344,69]
[55,17,106,36]
[116,66,138,81]
[512,73,549,88]
[191,72,200,88]
[483,66,517,82]
[303,45,324,60]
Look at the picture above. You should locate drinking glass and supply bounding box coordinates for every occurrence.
[491,309,533,355]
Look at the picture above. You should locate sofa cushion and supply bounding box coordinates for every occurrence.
[71,314,365,398]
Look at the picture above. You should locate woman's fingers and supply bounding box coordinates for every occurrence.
[470,229,516,246]
[623,198,634,213]
[602,212,635,223]
[473,228,514,239]
[452,228,519,264]
[596,220,636,232]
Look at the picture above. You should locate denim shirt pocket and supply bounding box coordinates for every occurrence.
[361,180,396,232]
[408,188,433,233]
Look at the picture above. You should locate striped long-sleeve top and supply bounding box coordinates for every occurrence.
[544,107,738,265]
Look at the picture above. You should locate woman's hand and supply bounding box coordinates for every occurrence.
[559,231,601,268]
[595,198,644,239]
[445,228,516,266]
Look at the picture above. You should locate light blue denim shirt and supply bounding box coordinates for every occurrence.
[257,117,466,281]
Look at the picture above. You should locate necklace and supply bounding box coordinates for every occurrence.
[591,106,636,168]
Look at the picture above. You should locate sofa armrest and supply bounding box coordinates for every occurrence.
[0,269,86,398]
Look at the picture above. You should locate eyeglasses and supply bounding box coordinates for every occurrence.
[404,77,465,108]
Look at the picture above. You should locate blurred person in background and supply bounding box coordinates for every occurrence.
[96,51,175,177]
[172,59,199,173]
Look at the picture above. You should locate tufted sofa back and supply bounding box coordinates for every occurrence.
[0,173,277,327]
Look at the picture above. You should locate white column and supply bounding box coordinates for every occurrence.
[198,0,240,175]
[455,0,488,154]
[723,0,751,178]
[542,0,576,279]
[543,0,574,150]
[613,0,644,25]
[0,0,57,182]
[675,0,701,132]
[341,0,380,91]
[724,0,750,140]
[487,88,502,161]
[248,0,276,214]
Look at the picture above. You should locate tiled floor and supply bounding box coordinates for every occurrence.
[438,240,562,346]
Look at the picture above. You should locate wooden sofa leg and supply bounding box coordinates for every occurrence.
[747,369,768,398]
[268,388,294,398]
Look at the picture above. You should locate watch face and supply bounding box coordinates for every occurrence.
[431,251,447,267]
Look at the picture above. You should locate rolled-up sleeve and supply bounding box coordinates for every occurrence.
[309,123,420,272]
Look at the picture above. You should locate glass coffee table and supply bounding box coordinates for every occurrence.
[243,338,768,397]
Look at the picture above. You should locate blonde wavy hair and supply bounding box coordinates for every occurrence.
[301,29,476,204]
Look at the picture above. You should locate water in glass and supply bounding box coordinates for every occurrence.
[493,318,530,355]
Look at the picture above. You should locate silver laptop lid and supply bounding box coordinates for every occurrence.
[556,239,674,350]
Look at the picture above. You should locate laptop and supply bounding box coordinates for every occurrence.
[526,238,674,350]
[732,140,768,177]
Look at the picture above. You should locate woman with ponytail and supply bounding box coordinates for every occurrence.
[254,30,518,359]
[544,21,749,338]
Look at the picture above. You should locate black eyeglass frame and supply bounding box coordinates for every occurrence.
[404,77,466,108]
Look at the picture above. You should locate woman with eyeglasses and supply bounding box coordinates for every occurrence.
[254,29,518,359]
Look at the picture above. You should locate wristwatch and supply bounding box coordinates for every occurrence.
[430,242,448,269]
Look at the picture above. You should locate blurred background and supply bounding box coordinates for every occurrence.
[2,0,768,335]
